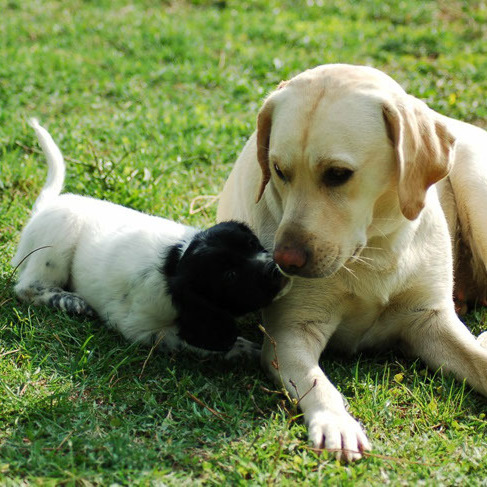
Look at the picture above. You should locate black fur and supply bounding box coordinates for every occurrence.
[163,221,287,352]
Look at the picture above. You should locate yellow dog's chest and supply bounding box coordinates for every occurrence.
[329,295,405,353]
[327,264,412,352]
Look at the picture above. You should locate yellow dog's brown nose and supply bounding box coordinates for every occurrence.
[274,246,307,273]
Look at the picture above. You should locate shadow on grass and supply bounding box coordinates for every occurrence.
[1,285,284,478]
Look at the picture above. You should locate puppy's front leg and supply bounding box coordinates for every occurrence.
[15,282,96,317]
[224,337,261,361]
[261,318,371,462]
[401,307,487,397]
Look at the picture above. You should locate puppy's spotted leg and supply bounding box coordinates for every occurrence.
[15,283,96,317]
[153,330,260,360]
[224,336,261,361]
[171,335,261,360]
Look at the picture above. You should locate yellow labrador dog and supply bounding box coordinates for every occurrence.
[217,64,487,461]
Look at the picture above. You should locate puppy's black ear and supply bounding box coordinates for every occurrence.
[164,246,238,352]
[178,307,237,352]
[176,291,238,352]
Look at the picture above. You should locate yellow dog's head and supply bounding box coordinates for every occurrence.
[256,64,455,278]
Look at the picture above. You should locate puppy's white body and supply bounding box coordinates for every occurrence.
[217,64,487,460]
[16,194,196,344]
[13,122,194,346]
[14,120,280,359]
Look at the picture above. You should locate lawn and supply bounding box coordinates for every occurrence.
[1,0,487,484]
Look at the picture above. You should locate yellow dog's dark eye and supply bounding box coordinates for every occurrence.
[274,163,287,182]
[323,167,354,187]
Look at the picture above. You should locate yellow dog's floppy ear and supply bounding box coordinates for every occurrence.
[382,95,455,220]
[256,98,274,203]
[255,81,288,203]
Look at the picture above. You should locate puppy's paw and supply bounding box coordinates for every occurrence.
[477,331,487,350]
[224,336,261,361]
[43,290,96,317]
[307,410,371,462]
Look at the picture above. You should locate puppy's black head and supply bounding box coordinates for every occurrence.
[164,221,289,351]
[177,221,288,314]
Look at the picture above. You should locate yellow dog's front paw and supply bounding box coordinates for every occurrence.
[307,410,371,462]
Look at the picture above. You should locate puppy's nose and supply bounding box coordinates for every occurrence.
[273,246,307,274]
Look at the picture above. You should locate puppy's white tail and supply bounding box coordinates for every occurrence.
[29,118,66,212]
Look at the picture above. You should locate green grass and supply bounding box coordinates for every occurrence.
[1,0,487,484]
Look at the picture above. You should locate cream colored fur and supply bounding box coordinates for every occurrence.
[217,64,487,461]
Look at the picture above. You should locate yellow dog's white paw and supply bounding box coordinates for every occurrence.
[477,331,487,349]
[307,410,371,462]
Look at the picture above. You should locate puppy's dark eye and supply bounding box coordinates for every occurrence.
[323,167,354,187]
[224,270,238,281]
[274,163,287,182]
[247,238,262,251]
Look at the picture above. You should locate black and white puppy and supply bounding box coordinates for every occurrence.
[12,120,291,359]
